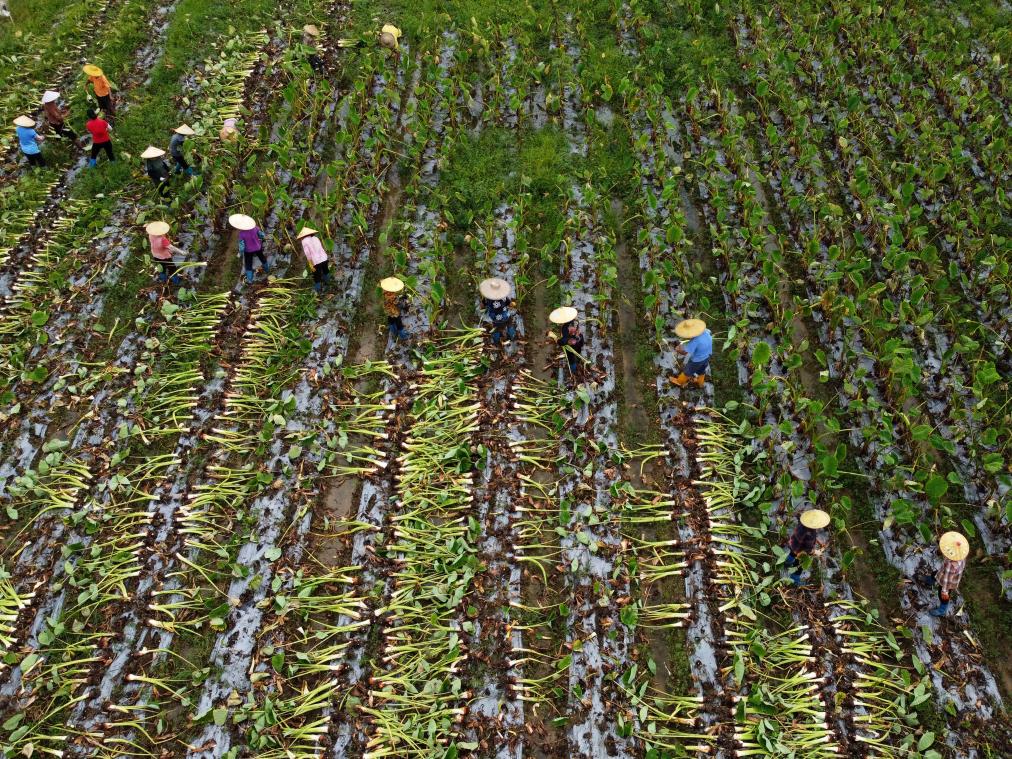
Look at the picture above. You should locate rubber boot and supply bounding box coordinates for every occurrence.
[171,275,181,286]
[670,372,690,387]
[245,269,254,284]
[88,158,97,168]
[313,281,322,293]
[261,260,270,275]
[789,571,803,587]
[694,374,706,388]
[186,167,195,175]
[157,271,168,283]
[929,602,949,617]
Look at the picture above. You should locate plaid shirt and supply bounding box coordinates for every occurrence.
[788,524,818,555]
[936,558,965,595]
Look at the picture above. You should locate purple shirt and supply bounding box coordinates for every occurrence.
[238,227,263,253]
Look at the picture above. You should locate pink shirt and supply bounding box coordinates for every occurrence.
[149,234,172,260]
[300,235,327,266]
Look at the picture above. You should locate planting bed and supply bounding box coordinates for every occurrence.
[0,0,1009,757]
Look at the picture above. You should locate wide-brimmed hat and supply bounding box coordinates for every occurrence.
[296,226,318,240]
[799,509,830,529]
[379,24,402,49]
[479,277,511,300]
[675,318,706,339]
[140,146,166,159]
[939,531,969,561]
[41,90,60,104]
[303,24,321,37]
[145,221,170,236]
[549,306,578,325]
[13,115,35,128]
[229,213,257,231]
[174,123,195,136]
[380,276,404,293]
[82,64,104,77]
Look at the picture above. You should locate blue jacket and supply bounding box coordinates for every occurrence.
[684,329,712,362]
[16,126,40,155]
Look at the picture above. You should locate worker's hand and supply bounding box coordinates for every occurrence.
[675,344,686,354]
[940,591,950,602]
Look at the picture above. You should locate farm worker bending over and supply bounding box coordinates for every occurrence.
[41,91,75,140]
[14,116,45,168]
[303,24,324,73]
[297,226,330,293]
[671,318,712,388]
[145,221,185,286]
[379,24,402,51]
[783,508,829,586]
[141,146,172,197]
[85,109,114,166]
[550,306,585,380]
[230,214,270,283]
[917,531,969,618]
[381,277,409,340]
[83,64,115,122]
[220,118,239,142]
[480,277,516,345]
[170,124,196,174]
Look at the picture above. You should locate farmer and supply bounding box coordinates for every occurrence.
[550,306,585,380]
[85,108,114,166]
[670,318,712,388]
[83,64,115,122]
[297,226,330,293]
[220,118,239,142]
[141,146,172,197]
[13,116,45,168]
[381,276,409,340]
[170,124,196,174]
[917,531,969,618]
[783,508,830,586]
[41,91,75,140]
[379,24,402,51]
[145,221,184,286]
[230,213,270,283]
[479,277,516,345]
[303,24,324,73]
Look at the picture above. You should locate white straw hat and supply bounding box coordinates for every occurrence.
[549,306,578,325]
[174,123,195,136]
[380,276,404,293]
[14,115,35,128]
[145,221,170,236]
[296,226,318,240]
[675,319,706,339]
[799,509,830,529]
[939,531,969,561]
[140,146,166,159]
[229,213,257,231]
[303,24,321,37]
[41,90,60,104]
[479,277,511,300]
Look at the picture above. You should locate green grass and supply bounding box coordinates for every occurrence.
[0,0,89,61]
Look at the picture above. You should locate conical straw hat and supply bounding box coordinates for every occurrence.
[83,64,104,77]
[174,123,195,135]
[939,531,969,561]
[479,277,511,300]
[675,319,706,339]
[41,90,60,104]
[303,24,321,37]
[296,226,318,240]
[145,221,170,236]
[549,306,578,325]
[140,146,166,159]
[14,115,35,128]
[800,509,830,529]
[229,213,257,231]
[380,276,404,293]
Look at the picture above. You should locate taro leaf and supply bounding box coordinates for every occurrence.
[918,732,935,750]
[556,654,572,671]
[31,310,49,327]
[2,712,23,731]
[264,547,282,562]
[271,651,284,672]
[752,341,771,367]
[213,707,228,726]
[960,519,976,538]
[23,366,47,383]
[924,475,948,503]
[287,444,302,460]
[733,650,745,685]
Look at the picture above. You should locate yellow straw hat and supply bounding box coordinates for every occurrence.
[479,277,511,300]
[549,306,578,325]
[229,213,257,231]
[799,509,830,529]
[938,531,969,561]
[145,221,170,236]
[303,24,321,37]
[296,226,318,240]
[140,146,166,159]
[174,124,195,136]
[675,319,706,339]
[83,64,104,77]
[379,24,402,50]
[14,116,35,128]
[380,276,404,293]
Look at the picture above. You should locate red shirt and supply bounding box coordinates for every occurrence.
[86,118,111,144]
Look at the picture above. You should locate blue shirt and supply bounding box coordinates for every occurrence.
[684,329,712,362]
[16,126,40,155]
